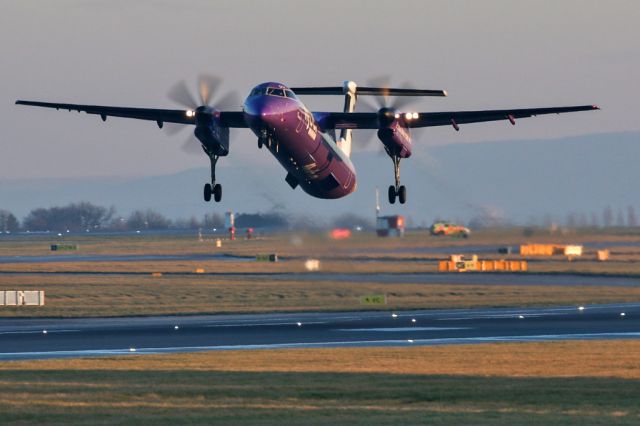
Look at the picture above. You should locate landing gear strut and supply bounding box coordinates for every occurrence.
[387,155,406,204]
[204,153,222,202]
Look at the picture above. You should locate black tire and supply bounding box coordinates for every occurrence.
[398,185,407,204]
[213,183,222,202]
[258,138,263,149]
[204,183,212,202]
[388,185,396,204]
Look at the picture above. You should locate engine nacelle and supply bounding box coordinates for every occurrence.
[194,107,230,156]
[377,108,412,158]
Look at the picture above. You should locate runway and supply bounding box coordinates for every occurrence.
[1,303,639,361]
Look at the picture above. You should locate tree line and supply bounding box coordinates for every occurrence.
[0,203,226,232]
[0,202,374,232]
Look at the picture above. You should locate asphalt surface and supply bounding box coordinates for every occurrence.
[1,303,639,361]
[0,253,252,263]
[1,268,639,287]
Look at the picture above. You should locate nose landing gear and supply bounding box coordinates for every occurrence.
[387,155,407,204]
[258,129,273,149]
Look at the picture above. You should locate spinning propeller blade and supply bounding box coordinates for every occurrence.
[198,74,222,106]
[167,80,198,109]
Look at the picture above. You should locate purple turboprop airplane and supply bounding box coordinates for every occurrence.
[16,79,598,204]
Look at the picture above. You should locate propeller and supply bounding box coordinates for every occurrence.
[164,75,241,154]
[359,75,418,112]
[356,76,438,156]
[356,76,420,151]
[167,80,198,110]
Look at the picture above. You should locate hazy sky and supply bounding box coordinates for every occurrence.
[1,0,639,180]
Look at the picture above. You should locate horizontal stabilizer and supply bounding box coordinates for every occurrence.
[291,86,447,97]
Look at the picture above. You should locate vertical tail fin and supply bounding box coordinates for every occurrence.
[336,80,357,158]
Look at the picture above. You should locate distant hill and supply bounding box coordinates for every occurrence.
[1,132,638,226]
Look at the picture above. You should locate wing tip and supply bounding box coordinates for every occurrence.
[592,104,600,110]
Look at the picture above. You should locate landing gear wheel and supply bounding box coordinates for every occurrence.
[204,183,212,202]
[388,185,396,204]
[213,183,222,202]
[398,185,407,204]
[258,138,263,149]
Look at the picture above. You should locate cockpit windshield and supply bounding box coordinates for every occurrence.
[267,88,285,97]
[250,86,298,100]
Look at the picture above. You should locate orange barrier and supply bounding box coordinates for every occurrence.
[520,244,556,256]
[520,244,583,257]
[597,250,610,261]
[438,257,528,272]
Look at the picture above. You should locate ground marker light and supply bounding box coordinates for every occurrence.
[297,322,302,327]
[407,339,414,343]
[518,315,525,319]
[578,306,585,311]
[129,348,136,352]
[411,318,416,323]
[621,313,626,317]
[174,325,179,330]
[42,330,47,335]
[392,313,398,318]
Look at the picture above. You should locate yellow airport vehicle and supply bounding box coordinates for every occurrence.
[430,221,470,238]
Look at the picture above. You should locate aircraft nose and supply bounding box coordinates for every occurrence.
[244,96,280,125]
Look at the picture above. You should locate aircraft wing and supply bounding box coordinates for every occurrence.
[318,105,599,130]
[14,100,248,128]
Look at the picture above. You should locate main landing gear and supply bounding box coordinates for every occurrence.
[203,154,222,202]
[388,155,407,204]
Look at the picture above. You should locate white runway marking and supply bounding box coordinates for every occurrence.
[204,321,327,328]
[0,329,81,335]
[337,327,470,332]
[435,310,582,320]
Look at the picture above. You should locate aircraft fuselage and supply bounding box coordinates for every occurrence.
[243,82,356,199]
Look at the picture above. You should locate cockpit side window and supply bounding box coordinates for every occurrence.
[284,89,297,99]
